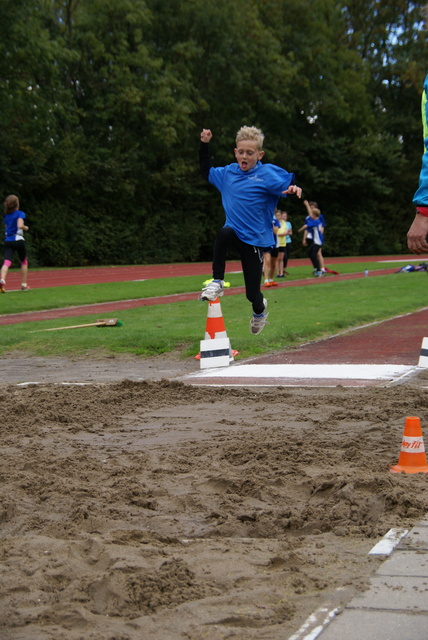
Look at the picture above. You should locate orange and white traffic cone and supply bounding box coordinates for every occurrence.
[203,297,228,340]
[196,297,237,367]
[390,417,428,474]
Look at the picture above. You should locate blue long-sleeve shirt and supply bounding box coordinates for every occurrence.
[413,73,428,208]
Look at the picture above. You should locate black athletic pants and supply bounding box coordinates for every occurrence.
[212,226,265,315]
[307,239,321,271]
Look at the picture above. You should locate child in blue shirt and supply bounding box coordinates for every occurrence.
[1,194,30,293]
[199,126,302,334]
[304,199,326,273]
[298,206,324,277]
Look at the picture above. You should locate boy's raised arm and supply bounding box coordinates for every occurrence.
[200,129,212,143]
[199,129,213,180]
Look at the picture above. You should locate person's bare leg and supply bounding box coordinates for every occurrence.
[318,248,325,271]
[21,262,28,286]
[1,263,9,282]
[276,253,284,276]
[263,253,271,283]
[269,257,278,281]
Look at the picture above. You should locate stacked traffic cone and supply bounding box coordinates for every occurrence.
[196,297,237,368]
[203,298,228,340]
[390,417,428,474]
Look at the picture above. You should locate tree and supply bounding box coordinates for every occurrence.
[0,0,427,265]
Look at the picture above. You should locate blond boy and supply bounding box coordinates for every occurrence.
[199,126,301,334]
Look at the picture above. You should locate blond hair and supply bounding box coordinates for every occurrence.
[4,194,19,214]
[235,126,264,151]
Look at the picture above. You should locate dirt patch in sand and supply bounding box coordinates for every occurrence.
[1,355,428,639]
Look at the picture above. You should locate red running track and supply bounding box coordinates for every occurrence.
[1,254,420,289]
[0,255,423,327]
[2,255,428,388]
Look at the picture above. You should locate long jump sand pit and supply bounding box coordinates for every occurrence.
[2,355,428,639]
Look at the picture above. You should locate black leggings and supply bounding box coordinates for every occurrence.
[4,240,27,263]
[212,226,265,314]
[307,239,321,271]
[283,244,290,268]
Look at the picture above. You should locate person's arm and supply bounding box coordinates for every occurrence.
[17,218,28,232]
[283,185,302,198]
[303,199,312,214]
[407,209,428,254]
[199,129,213,181]
[274,220,284,236]
[297,224,307,233]
[409,75,428,253]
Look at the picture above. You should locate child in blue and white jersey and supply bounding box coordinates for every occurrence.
[304,199,326,273]
[263,211,281,287]
[199,126,302,335]
[1,194,30,293]
[298,206,324,277]
[276,210,292,277]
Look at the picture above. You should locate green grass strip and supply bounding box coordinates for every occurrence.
[1,271,426,360]
[0,260,412,315]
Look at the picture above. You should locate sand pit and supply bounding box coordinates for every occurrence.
[1,355,428,639]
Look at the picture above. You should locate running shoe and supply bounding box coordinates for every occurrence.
[250,298,269,335]
[269,280,278,287]
[199,279,224,301]
[0,279,5,293]
[21,284,30,291]
[314,271,324,278]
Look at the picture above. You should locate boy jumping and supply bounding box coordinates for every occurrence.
[199,126,302,334]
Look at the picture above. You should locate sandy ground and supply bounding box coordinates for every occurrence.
[1,353,428,640]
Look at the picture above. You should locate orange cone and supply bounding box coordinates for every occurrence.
[203,298,228,340]
[195,298,238,360]
[390,417,428,474]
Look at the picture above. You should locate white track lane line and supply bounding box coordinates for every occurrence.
[187,363,414,380]
[368,528,409,555]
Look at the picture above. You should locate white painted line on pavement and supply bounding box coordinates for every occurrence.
[187,363,413,380]
[369,528,409,556]
[288,605,340,640]
[378,259,424,263]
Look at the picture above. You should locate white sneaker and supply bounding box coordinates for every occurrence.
[250,298,269,335]
[199,279,224,301]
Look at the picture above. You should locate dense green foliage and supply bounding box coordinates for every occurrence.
[1,0,427,266]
